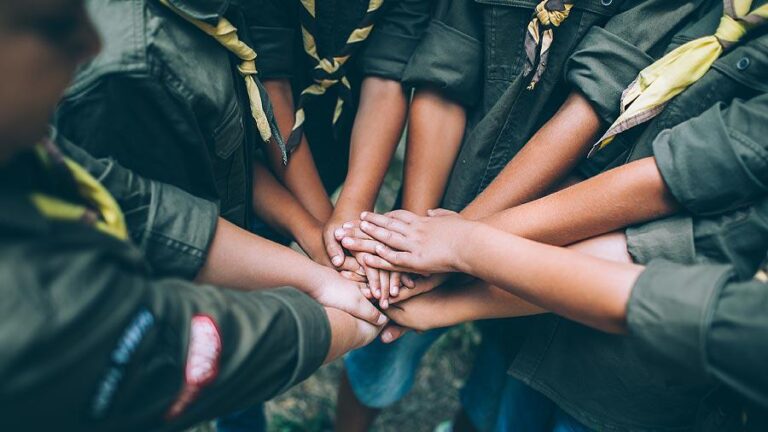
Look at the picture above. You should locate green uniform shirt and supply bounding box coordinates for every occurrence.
[506,5,768,430]
[56,0,283,229]
[0,135,330,431]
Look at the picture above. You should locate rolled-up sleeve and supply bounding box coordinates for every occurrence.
[653,94,768,215]
[627,260,768,407]
[359,0,432,81]
[401,0,483,106]
[59,137,219,280]
[565,0,706,124]
[243,0,299,79]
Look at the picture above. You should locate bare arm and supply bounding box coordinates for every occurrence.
[401,88,466,214]
[462,91,602,220]
[322,76,407,273]
[262,79,333,222]
[481,156,680,246]
[457,223,644,333]
[196,218,386,325]
[251,158,330,265]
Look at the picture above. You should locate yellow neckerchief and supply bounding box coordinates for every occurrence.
[286,0,385,152]
[30,144,128,240]
[592,0,768,154]
[523,0,575,90]
[158,0,287,163]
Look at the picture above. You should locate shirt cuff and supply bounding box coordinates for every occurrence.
[264,287,331,393]
[566,26,655,125]
[402,20,482,106]
[359,29,422,82]
[249,26,297,80]
[627,260,735,379]
[653,105,768,216]
[141,181,219,280]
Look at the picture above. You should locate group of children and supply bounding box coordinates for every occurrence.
[0,0,766,431]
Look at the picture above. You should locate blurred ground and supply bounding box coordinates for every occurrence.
[187,137,481,432]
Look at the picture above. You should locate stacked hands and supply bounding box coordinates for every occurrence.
[319,208,481,343]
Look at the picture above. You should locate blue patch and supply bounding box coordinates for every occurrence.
[91,307,155,418]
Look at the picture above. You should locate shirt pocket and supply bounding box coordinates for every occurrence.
[211,101,247,224]
[475,0,622,83]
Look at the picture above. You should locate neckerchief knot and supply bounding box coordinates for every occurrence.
[523,0,575,90]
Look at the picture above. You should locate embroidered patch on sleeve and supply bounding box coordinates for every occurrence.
[165,314,222,420]
[91,307,155,418]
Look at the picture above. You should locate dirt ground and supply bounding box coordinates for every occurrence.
[187,325,479,432]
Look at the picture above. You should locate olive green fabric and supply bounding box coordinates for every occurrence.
[0,137,330,432]
[627,260,768,409]
[56,0,283,229]
[506,16,768,432]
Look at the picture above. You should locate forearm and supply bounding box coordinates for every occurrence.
[252,159,322,246]
[263,79,333,222]
[462,91,601,220]
[401,88,466,214]
[196,218,333,292]
[458,224,643,333]
[481,157,680,246]
[324,308,372,363]
[335,77,408,215]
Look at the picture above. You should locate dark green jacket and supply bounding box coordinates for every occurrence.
[0,135,330,432]
[506,8,768,431]
[56,0,282,229]
[403,0,706,212]
[244,0,432,191]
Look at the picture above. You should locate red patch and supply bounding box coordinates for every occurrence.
[166,315,222,420]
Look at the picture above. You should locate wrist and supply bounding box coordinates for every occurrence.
[454,222,490,274]
[334,192,374,218]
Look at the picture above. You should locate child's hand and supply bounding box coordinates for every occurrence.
[309,270,389,326]
[298,222,366,279]
[357,209,478,274]
[322,211,360,269]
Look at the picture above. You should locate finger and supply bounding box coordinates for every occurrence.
[323,228,346,267]
[359,286,373,299]
[339,256,364,274]
[401,273,416,289]
[335,227,372,241]
[351,296,389,326]
[380,324,410,343]
[340,270,367,283]
[390,272,401,298]
[363,252,412,273]
[359,256,380,298]
[379,271,390,309]
[360,212,410,235]
[383,209,417,223]
[359,221,411,251]
[341,237,382,254]
[391,273,449,304]
[427,208,458,217]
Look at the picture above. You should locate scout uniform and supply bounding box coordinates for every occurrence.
[0,133,330,432]
[404,0,709,211]
[344,1,710,429]
[500,2,768,430]
[56,0,284,230]
[244,0,432,191]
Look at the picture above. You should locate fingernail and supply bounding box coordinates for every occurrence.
[381,300,389,309]
[382,331,393,343]
[377,315,388,325]
[332,256,343,266]
[360,221,370,229]
[361,211,369,219]
[342,237,353,246]
[343,222,354,229]
[335,228,346,237]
